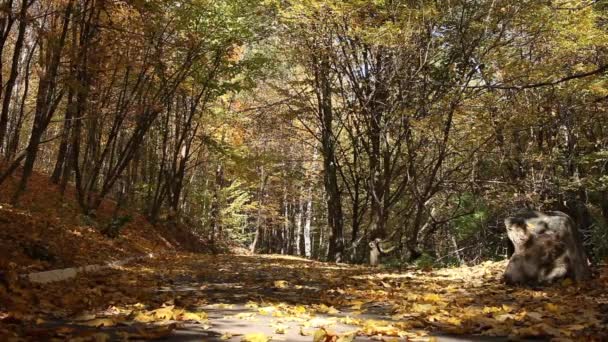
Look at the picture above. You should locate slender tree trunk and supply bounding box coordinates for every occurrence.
[250,166,267,253]
[51,90,74,183]
[303,188,313,258]
[208,161,220,251]
[0,0,30,151]
[0,0,17,98]
[281,190,288,254]
[295,191,304,256]
[6,33,35,161]
[12,1,72,202]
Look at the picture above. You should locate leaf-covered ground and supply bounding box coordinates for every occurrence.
[2,253,608,341]
[0,171,210,274]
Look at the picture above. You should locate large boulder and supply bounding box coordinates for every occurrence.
[503,210,591,285]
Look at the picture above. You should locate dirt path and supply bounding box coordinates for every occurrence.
[1,254,606,341]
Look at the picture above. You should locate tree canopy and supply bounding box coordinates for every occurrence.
[0,0,606,264]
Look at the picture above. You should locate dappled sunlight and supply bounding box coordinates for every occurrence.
[2,253,607,340]
[0,0,607,340]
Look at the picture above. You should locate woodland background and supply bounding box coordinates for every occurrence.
[1,0,607,266]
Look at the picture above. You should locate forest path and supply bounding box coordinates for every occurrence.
[2,253,607,341]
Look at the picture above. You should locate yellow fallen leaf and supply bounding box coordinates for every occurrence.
[445,316,462,325]
[313,328,328,342]
[423,293,442,303]
[241,332,271,342]
[272,323,289,334]
[272,310,286,318]
[482,306,502,314]
[179,311,208,322]
[349,301,364,310]
[274,280,289,288]
[258,306,277,315]
[133,312,155,323]
[315,304,339,314]
[300,327,313,336]
[336,331,357,342]
[411,303,435,313]
[293,305,307,314]
[152,306,176,320]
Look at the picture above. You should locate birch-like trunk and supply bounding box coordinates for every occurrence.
[295,191,303,256]
[303,191,313,258]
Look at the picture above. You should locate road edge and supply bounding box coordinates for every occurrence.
[23,253,154,284]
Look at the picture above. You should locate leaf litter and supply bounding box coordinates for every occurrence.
[1,253,607,341]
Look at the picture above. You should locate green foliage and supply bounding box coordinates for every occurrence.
[590,221,608,262]
[438,256,462,268]
[452,193,489,241]
[219,180,256,244]
[381,256,404,269]
[191,173,256,244]
[413,253,436,270]
[588,208,608,262]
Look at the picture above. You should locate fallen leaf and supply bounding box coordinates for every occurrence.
[300,327,313,336]
[241,332,271,342]
[274,280,289,288]
[81,318,116,327]
[272,323,289,334]
[526,311,544,322]
[179,311,208,322]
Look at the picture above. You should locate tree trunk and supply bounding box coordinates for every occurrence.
[250,166,267,253]
[51,90,74,183]
[0,0,27,149]
[303,192,313,258]
[315,55,344,262]
[5,32,35,161]
[295,191,304,256]
[12,1,72,202]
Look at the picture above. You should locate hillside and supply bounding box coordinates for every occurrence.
[0,168,208,274]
